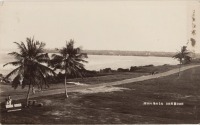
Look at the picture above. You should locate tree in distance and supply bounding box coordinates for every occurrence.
[173,46,191,76]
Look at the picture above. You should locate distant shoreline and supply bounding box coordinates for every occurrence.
[2,49,200,58]
[45,49,177,57]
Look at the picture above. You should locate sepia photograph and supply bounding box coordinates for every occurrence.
[0,0,200,124]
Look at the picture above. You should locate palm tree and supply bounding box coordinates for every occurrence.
[50,39,88,98]
[173,46,191,76]
[3,37,55,105]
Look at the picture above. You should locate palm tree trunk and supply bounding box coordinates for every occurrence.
[26,84,31,106]
[64,72,69,98]
[178,61,182,77]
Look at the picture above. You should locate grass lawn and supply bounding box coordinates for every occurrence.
[27,64,180,90]
[1,65,200,124]
[0,64,179,99]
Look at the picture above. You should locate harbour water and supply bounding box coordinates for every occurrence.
[0,53,178,75]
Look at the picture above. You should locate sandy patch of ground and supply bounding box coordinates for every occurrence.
[0,89,4,93]
[41,99,52,106]
[74,86,130,94]
[67,82,88,86]
[44,110,67,117]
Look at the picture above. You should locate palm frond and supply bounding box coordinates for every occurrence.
[38,69,49,89]
[12,75,21,89]
[36,63,56,76]
[50,54,64,68]
[35,53,50,63]
[3,61,22,67]
[8,52,23,60]
[5,66,22,79]
[13,42,28,56]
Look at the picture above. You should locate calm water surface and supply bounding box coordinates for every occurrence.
[85,55,178,70]
[0,53,178,75]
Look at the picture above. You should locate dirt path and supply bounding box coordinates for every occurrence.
[1,64,200,102]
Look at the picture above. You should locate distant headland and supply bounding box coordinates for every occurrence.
[45,49,179,57]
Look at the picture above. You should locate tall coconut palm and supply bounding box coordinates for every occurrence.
[50,39,88,98]
[173,46,191,76]
[3,37,55,105]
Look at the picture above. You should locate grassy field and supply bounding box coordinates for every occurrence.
[1,65,200,124]
[0,64,178,98]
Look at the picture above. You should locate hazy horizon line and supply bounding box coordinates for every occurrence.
[0,48,179,53]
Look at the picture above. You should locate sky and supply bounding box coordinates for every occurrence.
[0,0,199,52]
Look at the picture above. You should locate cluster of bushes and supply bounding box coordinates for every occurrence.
[100,64,154,73]
[100,68,113,73]
[191,58,200,64]
[46,69,99,83]
[45,64,158,84]
[2,64,161,84]
[99,67,129,73]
